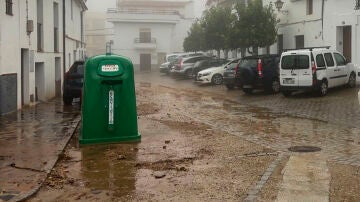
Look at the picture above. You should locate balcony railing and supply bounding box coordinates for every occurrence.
[134,38,157,44]
[108,8,181,16]
[356,0,360,10]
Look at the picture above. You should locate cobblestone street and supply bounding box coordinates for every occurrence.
[135,72,360,167]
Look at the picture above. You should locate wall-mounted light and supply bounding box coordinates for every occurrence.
[274,0,284,11]
[274,0,288,15]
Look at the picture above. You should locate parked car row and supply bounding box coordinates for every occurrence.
[160,47,358,97]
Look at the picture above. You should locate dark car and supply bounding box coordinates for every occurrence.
[63,61,85,105]
[235,54,280,94]
[171,56,210,78]
[192,58,230,79]
[223,59,242,89]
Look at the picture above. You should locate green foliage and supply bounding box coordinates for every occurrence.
[201,6,236,51]
[234,0,277,51]
[183,0,277,55]
[183,20,205,52]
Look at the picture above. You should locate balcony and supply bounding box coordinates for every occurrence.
[134,38,157,50]
[107,8,181,24]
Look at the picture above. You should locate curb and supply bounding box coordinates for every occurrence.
[10,116,81,202]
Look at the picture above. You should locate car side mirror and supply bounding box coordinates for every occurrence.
[345,59,351,64]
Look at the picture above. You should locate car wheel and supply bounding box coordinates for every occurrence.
[268,79,280,93]
[226,84,235,90]
[348,73,356,88]
[212,74,223,85]
[318,80,328,96]
[63,96,73,105]
[282,91,292,97]
[185,69,193,78]
[243,88,253,94]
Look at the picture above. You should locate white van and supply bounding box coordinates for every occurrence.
[280,47,357,96]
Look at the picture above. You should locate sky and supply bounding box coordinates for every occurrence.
[86,0,206,17]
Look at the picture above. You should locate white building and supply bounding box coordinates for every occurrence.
[65,0,87,69]
[265,0,360,67]
[85,12,114,57]
[0,0,86,115]
[107,0,196,71]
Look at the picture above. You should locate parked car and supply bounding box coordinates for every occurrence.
[160,52,207,74]
[192,58,230,78]
[196,59,240,85]
[171,55,210,78]
[280,47,357,96]
[63,61,85,105]
[223,59,242,89]
[236,54,280,94]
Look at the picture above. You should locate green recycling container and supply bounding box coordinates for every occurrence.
[80,54,141,144]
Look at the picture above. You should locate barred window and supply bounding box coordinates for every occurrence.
[6,0,13,15]
[356,0,360,10]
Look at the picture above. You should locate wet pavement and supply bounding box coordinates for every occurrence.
[135,72,360,166]
[7,71,360,201]
[0,99,80,201]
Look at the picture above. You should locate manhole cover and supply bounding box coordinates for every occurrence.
[288,146,321,153]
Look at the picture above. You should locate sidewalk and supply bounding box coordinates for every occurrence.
[0,99,80,202]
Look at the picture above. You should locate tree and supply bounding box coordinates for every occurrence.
[234,0,277,55]
[183,20,206,52]
[201,6,236,57]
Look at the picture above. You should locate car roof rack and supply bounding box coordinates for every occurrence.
[283,46,331,52]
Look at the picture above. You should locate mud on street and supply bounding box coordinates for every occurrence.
[29,73,360,202]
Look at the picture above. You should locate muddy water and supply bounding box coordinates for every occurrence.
[0,99,80,200]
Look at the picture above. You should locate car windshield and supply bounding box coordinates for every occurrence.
[167,55,178,63]
[226,61,239,70]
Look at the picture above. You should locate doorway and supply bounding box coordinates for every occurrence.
[295,35,304,49]
[35,62,45,101]
[21,49,30,105]
[343,26,352,62]
[55,57,61,97]
[140,54,151,72]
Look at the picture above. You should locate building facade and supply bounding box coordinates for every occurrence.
[266,0,360,68]
[0,0,86,115]
[107,0,196,71]
[85,12,114,57]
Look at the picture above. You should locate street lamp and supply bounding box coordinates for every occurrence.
[274,0,284,11]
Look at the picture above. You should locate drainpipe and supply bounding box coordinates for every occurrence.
[63,0,66,76]
[81,10,84,59]
[321,0,325,40]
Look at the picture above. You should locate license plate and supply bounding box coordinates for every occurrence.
[283,79,295,84]
[226,73,234,77]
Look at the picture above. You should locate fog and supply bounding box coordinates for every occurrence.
[86,0,116,12]
[86,0,206,17]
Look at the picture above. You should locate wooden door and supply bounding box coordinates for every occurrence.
[140,54,151,72]
[343,26,352,62]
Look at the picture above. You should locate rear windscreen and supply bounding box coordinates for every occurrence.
[239,59,257,68]
[281,55,309,70]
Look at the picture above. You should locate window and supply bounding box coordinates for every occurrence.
[6,0,13,15]
[307,0,313,15]
[316,54,326,67]
[139,29,151,43]
[334,53,346,66]
[53,2,59,52]
[37,0,43,51]
[324,53,335,67]
[281,55,309,70]
[71,0,73,20]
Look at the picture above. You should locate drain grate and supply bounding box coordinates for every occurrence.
[288,146,321,153]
